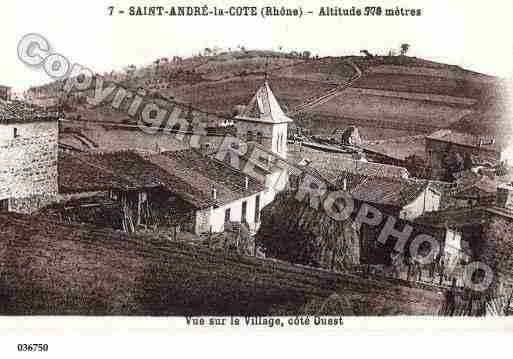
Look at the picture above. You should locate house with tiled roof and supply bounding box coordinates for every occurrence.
[58,149,266,234]
[215,139,307,211]
[426,129,502,181]
[58,150,205,232]
[414,196,513,296]
[350,176,441,220]
[0,99,61,213]
[287,146,410,180]
[149,149,266,233]
[295,161,441,221]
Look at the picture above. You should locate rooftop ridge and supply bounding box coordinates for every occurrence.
[236,81,293,124]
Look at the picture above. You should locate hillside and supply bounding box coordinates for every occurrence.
[33,50,508,151]
[0,212,446,315]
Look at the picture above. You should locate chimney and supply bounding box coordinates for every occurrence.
[497,186,513,209]
[211,186,217,201]
[244,176,249,190]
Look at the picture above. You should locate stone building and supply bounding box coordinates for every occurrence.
[58,149,266,235]
[415,193,513,297]
[234,81,293,158]
[0,100,60,213]
[149,149,266,234]
[426,129,501,181]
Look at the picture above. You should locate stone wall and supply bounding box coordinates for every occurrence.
[9,194,59,214]
[195,207,212,234]
[0,121,58,212]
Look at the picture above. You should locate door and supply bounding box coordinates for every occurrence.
[254,195,260,223]
[241,201,247,223]
[0,199,9,212]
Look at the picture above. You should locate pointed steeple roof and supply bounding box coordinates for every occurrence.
[236,81,293,124]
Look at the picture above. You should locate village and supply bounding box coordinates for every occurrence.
[1,50,513,316]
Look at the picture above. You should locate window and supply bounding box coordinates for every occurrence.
[289,175,299,189]
[247,131,254,142]
[224,208,231,223]
[254,195,260,223]
[256,132,263,144]
[241,201,247,223]
[13,128,19,138]
[0,199,9,212]
[149,109,158,119]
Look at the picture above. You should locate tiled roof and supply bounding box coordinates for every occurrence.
[300,161,428,208]
[427,129,499,152]
[59,152,135,193]
[350,176,428,208]
[59,151,213,208]
[0,100,60,123]
[148,149,265,207]
[452,175,497,199]
[235,81,293,124]
[414,207,491,228]
[302,151,410,179]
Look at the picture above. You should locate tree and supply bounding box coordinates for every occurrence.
[463,153,474,171]
[153,59,161,76]
[400,43,410,56]
[360,50,374,58]
[444,151,464,181]
[496,161,510,177]
[302,50,311,59]
[124,65,137,80]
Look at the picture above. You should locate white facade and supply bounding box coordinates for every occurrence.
[400,186,441,221]
[195,191,265,234]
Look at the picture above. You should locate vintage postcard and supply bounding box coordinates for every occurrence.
[1,0,513,355]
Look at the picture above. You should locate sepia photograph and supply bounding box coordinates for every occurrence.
[1,0,513,356]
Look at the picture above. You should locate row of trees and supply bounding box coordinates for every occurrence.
[360,43,411,57]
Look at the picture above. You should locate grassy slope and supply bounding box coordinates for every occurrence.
[63,51,506,147]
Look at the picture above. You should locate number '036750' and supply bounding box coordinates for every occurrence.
[17,344,49,352]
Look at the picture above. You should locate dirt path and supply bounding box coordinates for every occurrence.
[288,59,363,115]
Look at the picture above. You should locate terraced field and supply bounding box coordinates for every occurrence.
[57,53,506,146]
[166,75,335,115]
[273,58,355,83]
[305,87,474,131]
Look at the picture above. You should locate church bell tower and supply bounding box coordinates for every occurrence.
[234,81,293,158]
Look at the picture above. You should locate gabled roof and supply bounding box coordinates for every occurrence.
[350,177,429,208]
[148,149,265,207]
[427,129,499,152]
[59,152,136,193]
[300,160,429,208]
[302,151,410,179]
[414,206,513,229]
[59,151,213,208]
[235,81,293,124]
[0,99,60,124]
[452,175,497,199]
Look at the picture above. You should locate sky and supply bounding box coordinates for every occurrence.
[2,0,513,92]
